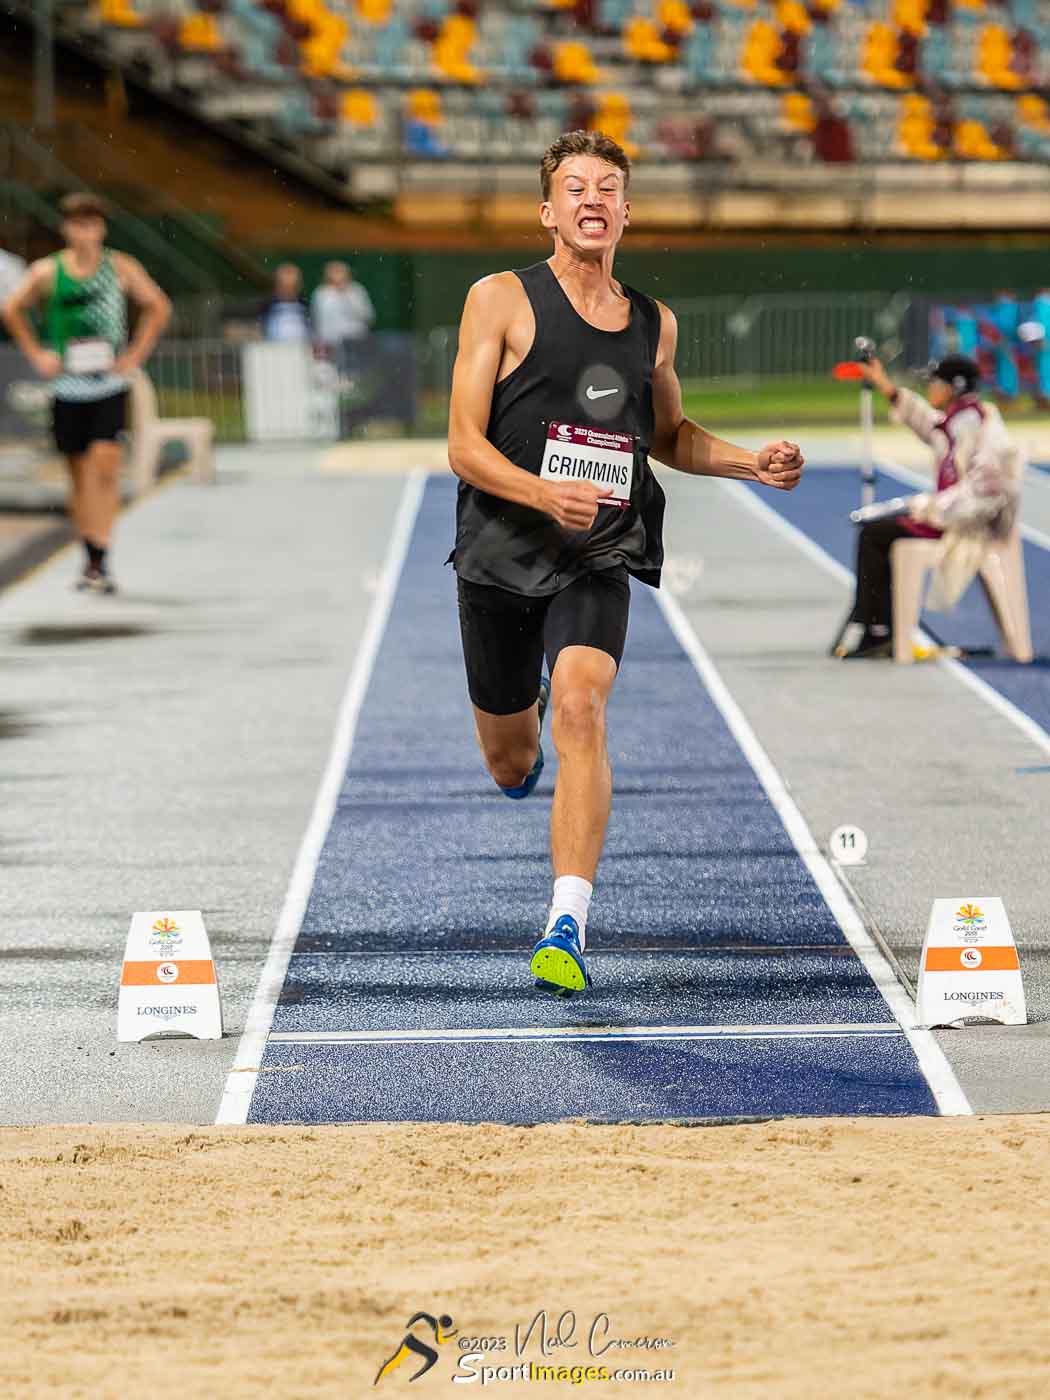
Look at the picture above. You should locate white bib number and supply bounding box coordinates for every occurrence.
[65,338,116,375]
[540,422,634,507]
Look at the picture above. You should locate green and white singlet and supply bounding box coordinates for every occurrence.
[46,250,129,403]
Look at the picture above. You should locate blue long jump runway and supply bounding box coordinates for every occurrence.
[746,468,1050,738]
[246,475,950,1124]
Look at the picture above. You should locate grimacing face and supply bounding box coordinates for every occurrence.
[540,157,629,256]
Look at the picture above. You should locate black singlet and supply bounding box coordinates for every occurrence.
[451,261,666,596]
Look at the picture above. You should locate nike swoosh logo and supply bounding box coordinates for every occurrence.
[586,386,619,400]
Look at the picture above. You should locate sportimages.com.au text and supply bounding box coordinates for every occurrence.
[455,1311,676,1385]
[454,1358,677,1386]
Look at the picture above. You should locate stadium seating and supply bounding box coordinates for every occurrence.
[69,0,1050,178]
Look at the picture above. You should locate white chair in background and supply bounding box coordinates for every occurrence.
[126,368,214,495]
[890,529,1034,665]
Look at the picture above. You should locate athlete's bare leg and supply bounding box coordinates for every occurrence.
[472,700,541,790]
[548,644,616,881]
[66,453,86,535]
[75,440,122,547]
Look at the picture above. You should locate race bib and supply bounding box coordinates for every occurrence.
[65,338,116,375]
[539,422,634,507]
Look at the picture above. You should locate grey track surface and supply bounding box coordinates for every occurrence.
[0,452,404,1124]
[0,513,72,590]
[660,463,1049,1114]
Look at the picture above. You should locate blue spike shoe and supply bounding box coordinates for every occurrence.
[530,915,591,996]
[500,675,550,801]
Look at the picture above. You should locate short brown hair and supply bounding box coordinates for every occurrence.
[59,192,109,222]
[540,131,631,200]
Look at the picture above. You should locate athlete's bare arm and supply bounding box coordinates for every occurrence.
[113,254,171,374]
[1,260,61,378]
[448,274,604,531]
[649,304,803,491]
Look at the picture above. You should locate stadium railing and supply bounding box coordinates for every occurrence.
[0,290,913,452]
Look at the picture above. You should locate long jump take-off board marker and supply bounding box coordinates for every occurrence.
[117,910,223,1042]
[916,897,1026,1028]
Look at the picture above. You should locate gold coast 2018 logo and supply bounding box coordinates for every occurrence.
[374,1311,457,1385]
[149,916,182,955]
[955,903,984,926]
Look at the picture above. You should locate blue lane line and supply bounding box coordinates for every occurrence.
[249,475,937,1123]
[746,468,1050,737]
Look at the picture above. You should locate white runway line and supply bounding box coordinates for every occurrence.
[269,1022,902,1045]
[214,471,426,1125]
[730,478,1050,762]
[655,581,973,1117]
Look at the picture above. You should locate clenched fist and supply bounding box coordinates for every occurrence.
[756,440,804,491]
[541,479,605,531]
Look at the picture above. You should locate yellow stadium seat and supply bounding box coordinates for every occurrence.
[179,13,223,52]
[861,21,909,87]
[407,88,443,125]
[623,17,674,63]
[591,94,638,157]
[98,0,144,29]
[955,117,1004,158]
[742,19,789,85]
[775,0,811,36]
[892,0,928,38]
[355,0,392,24]
[433,14,482,83]
[1017,94,1050,132]
[658,0,694,35]
[288,0,324,24]
[300,8,350,79]
[897,93,944,158]
[782,91,816,132]
[554,41,600,84]
[977,25,1021,88]
[341,89,379,126]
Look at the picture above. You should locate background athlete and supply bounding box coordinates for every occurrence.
[448,130,803,996]
[2,192,171,594]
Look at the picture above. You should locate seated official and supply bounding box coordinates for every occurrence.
[841,354,1021,659]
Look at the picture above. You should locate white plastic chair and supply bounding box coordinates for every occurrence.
[126,368,214,495]
[890,529,1034,664]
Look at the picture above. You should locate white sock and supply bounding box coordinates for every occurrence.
[545,875,593,949]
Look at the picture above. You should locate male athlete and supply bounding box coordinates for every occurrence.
[2,192,171,593]
[447,131,803,996]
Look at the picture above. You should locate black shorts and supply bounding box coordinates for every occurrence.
[457,567,631,716]
[52,391,128,458]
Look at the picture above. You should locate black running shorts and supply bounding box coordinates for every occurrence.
[457,566,631,716]
[52,391,128,458]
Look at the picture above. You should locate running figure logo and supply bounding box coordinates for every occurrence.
[374,1311,457,1385]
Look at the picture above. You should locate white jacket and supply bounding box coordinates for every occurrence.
[890,387,1023,609]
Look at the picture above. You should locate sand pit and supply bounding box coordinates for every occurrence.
[2,1116,1048,1399]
